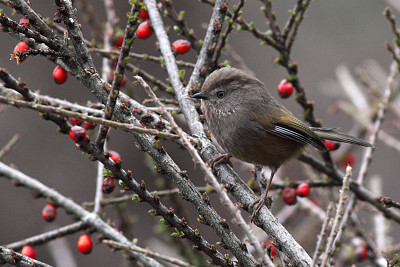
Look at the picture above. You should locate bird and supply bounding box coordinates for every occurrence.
[191,67,374,218]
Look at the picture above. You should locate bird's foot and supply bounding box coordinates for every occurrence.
[249,193,272,223]
[209,154,233,169]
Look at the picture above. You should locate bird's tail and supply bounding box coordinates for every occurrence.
[311,127,375,148]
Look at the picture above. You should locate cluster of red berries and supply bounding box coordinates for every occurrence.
[282,182,310,205]
[137,8,153,39]
[20,202,93,258]
[135,7,191,55]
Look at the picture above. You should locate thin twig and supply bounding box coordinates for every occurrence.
[103,239,194,267]
[82,187,211,208]
[212,0,245,68]
[92,48,195,69]
[320,166,352,267]
[311,203,334,267]
[0,134,19,161]
[6,222,87,250]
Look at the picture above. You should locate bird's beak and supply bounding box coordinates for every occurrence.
[191,92,208,100]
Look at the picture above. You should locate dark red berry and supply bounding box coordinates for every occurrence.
[108,150,122,164]
[102,176,115,194]
[70,118,82,126]
[282,187,297,205]
[277,79,293,98]
[19,17,30,28]
[77,234,93,254]
[21,246,36,259]
[324,140,340,151]
[172,39,191,55]
[112,35,124,49]
[84,121,97,130]
[296,183,310,197]
[355,243,368,261]
[53,66,68,84]
[69,126,87,142]
[137,21,153,39]
[109,70,126,87]
[42,203,57,222]
[140,8,149,20]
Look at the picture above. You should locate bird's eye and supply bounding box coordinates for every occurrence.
[216,91,225,98]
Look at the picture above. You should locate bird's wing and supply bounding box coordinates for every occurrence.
[254,113,328,152]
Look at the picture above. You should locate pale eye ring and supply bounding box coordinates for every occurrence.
[216,91,225,98]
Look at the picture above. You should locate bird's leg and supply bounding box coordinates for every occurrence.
[254,165,266,194]
[250,169,276,222]
[209,154,233,168]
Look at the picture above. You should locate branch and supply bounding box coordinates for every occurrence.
[0,246,52,267]
[95,3,140,151]
[0,96,179,140]
[6,222,87,250]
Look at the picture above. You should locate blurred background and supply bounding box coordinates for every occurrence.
[0,0,398,266]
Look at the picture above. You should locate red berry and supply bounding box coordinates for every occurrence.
[137,21,153,39]
[84,121,97,130]
[70,118,83,126]
[53,66,68,84]
[69,126,87,142]
[42,203,57,222]
[21,246,36,259]
[102,176,115,194]
[324,140,340,151]
[13,42,28,55]
[282,187,297,205]
[355,243,368,261]
[19,17,30,28]
[112,35,124,49]
[108,150,122,164]
[296,183,310,197]
[277,79,293,98]
[172,39,191,55]
[140,8,149,20]
[77,234,93,254]
[109,70,126,87]
[341,153,356,167]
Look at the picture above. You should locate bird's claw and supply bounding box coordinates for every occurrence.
[209,154,233,169]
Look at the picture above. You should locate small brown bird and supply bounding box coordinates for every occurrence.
[192,67,373,218]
